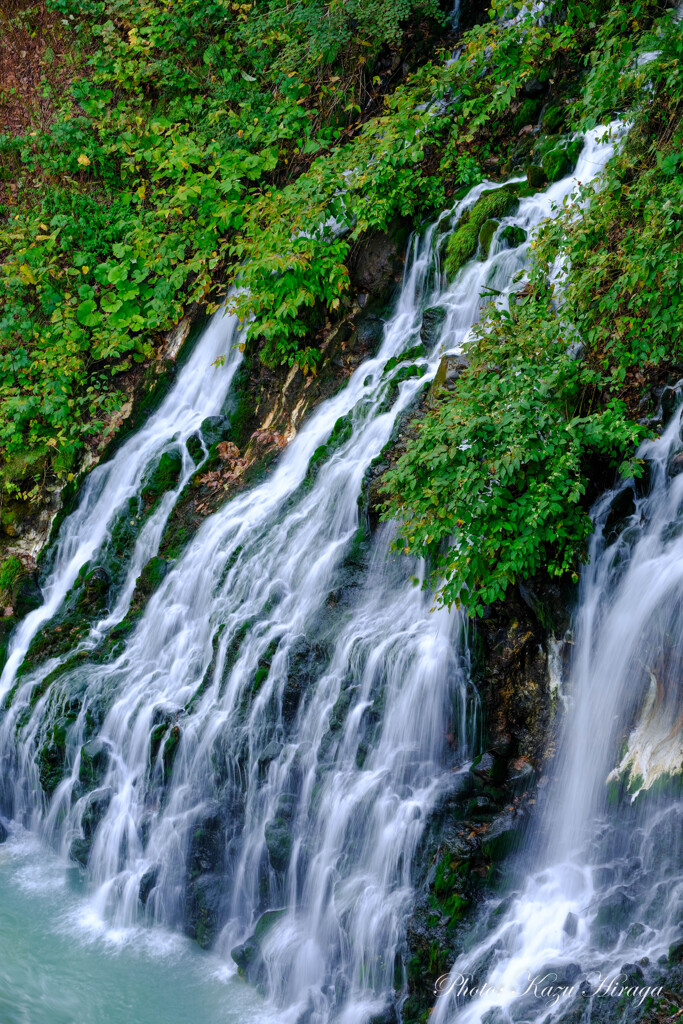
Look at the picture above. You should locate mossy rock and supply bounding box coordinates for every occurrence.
[526,164,548,189]
[141,449,183,505]
[163,725,181,775]
[0,616,16,675]
[134,556,168,603]
[306,412,354,484]
[382,343,427,380]
[500,225,527,249]
[0,556,23,604]
[512,97,542,132]
[200,415,232,449]
[78,737,109,788]
[264,816,292,872]
[540,138,583,183]
[186,433,204,465]
[541,103,568,134]
[78,568,109,612]
[478,219,499,260]
[36,721,70,795]
[420,307,447,348]
[445,186,519,278]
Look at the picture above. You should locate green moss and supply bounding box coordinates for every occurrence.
[253,667,269,693]
[134,556,168,603]
[541,103,568,134]
[478,219,499,259]
[444,222,479,277]
[445,186,519,278]
[141,449,183,505]
[306,413,354,482]
[512,97,543,132]
[0,556,22,603]
[500,224,527,248]
[163,725,181,775]
[540,139,583,183]
[382,343,426,377]
[526,164,548,189]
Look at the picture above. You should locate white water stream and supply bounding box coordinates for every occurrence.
[1,124,678,1024]
[432,410,683,1024]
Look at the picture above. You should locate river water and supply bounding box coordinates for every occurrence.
[0,828,272,1024]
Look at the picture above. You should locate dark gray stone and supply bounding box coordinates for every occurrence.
[200,415,232,449]
[139,865,159,906]
[594,890,636,929]
[69,837,91,868]
[78,738,109,788]
[264,817,292,873]
[563,911,579,937]
[186,873,226,949]
[13,572,43,619]
[420,306,447,348]
[231,909,287,985]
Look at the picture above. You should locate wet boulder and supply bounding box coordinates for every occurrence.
[478,219,499,259]
[200,415,232,449]
[69,837,91,868]
[563,911,579,937]
[13,571,43,619]
[500,225,527,249]
[36,722,69,796]
[78,737,110,788]
[81,567,110,610]
[594,889,636,929]
[349,223,409,309]
[481,809,525,861]
[368,1006,398,1024]
[354,314,385,352]
[188,815,224,876]
[264,816,292,873]
[668,937,683,963]
[257,740,281,779]
[141,449,183,505]
[186,872,226,949]
[186,432,204,465]
[139,865,159,906]
[420,306,447,348]
[481,1009,507,1024]
[231,909,287,987]
[526,164,548,190]
[668,448,683,477]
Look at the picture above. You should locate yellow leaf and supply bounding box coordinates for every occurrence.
[77,154,91,166]
[19,264,36,285]
[137,184,146,199]
[82,266,89,274]
[67,473,74,482]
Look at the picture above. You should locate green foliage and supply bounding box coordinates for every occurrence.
[0,0,677,518]
[383,7,683,611]
[0,0,446,490]
[382,292,645,613]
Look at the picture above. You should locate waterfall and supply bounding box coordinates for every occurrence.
[0,307,243,701]
[0,124,635,1023]
[431,410,683,1023]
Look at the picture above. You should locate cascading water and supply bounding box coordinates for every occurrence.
[0,124,646,1024]
[0,307,243,700]
[431,416,683,1022]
